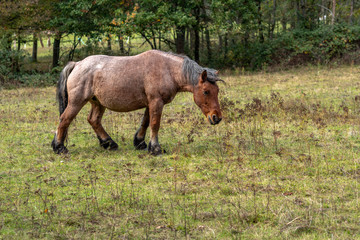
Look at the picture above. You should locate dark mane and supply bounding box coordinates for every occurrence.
[162,51,222,85]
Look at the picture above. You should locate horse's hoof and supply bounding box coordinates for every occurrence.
[57,146,69,154]
[52,136,69,154]
[52,143,68,154]
[148,142,165,156]
[134,139,147,150]
[98,137,118,150]
[109,141,119,151]
[133,132,147,150]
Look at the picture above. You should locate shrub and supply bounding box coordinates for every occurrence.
[210,23,360,71]
[0,34,29,84]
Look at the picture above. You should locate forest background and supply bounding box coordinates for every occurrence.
[1,0,360,86]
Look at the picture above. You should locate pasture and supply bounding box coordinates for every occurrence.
[0,65,359,239]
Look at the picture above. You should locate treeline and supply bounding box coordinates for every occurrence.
[1,0,360,79]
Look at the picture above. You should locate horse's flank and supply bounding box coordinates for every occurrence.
[67,50,193,112]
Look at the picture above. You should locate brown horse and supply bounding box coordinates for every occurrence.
[51,50,223,155]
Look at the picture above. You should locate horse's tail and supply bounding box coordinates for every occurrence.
[57,62,76,116]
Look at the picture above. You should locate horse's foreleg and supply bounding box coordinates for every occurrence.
[134,107,149,150]
[148,99,165,155]
[52,104,84,154]
[88,102,118,150]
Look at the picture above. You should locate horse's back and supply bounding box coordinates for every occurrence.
[66,51,180,112]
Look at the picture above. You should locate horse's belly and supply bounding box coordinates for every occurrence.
[106,101,146,112]
[97,94,147,112]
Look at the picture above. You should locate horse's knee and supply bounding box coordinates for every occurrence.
[87,116,101,129]
[87,115,95,125]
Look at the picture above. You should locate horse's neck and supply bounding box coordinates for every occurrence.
[174,75,194,93]
[178,83,194,93]
[174,66,196,93]
[157,53,194,93]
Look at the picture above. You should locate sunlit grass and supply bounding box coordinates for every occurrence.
[0,65,359,239]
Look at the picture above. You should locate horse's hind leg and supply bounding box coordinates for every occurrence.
[133,107,149,150]
[52,103,86,154]
[88,102,118,150]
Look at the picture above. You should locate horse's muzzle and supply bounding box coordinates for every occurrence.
[208,114,222,125]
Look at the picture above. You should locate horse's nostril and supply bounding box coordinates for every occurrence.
[208,116,213,124]
[212,114,217,122]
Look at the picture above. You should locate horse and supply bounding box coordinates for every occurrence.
[51,50,223,155]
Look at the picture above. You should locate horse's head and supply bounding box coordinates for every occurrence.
[193,70,223,125]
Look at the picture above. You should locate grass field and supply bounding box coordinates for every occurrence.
[0,65,360,239]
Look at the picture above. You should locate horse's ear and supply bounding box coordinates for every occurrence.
[215,70,219,75]
[200,70,207,84]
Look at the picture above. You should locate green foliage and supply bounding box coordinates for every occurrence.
[17,72,58,87]
[2,0,360,77]
[49,0,120,36]
[0,34,28,84]
[113,0,198,50]
[217,23,360,70]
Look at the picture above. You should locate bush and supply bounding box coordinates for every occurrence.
[212,23,360,71]
[0,34,29,84]
[18,72,58,87]
[289,23,360,63]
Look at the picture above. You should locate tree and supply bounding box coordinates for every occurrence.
[47,0,122,67]
[332,0,336,25]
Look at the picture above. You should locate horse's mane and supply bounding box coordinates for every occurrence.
[162,51,223,86]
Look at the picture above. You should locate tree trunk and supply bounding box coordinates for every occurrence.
[158,32,161,50]
[190,28,195,57]
[320,0,325,24]
[32,33,38,62]
[281,18,287,32]
[194,28,200,62]
[290,1,296,29]
[223,32,228,62]
[331,0,336,25]
[151,30,157,49]
[205,28,211,64]
[218,34,223,50]
[175,27,185,54]
[349,0,354,24]
[118,34,124,54]
[17,34,21,51]
[107,34,112,51]
[257,0,264,42]
[14,33,21,72]
[6,33,12,51]
[68,35,79,61]
[47,36,51,47]
[39,34,44,48]
[127,38,131,55]
[270,0,276,39]
[52,33,61,68]
[186,29,190,52]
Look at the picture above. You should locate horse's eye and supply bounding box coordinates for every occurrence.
[203,90,209,95]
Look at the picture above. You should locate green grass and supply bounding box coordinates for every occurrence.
[1,65,360,239]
